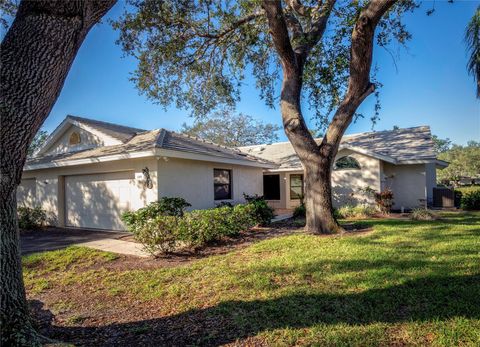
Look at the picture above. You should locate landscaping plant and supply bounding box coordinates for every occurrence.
[17,206,47,230]
[410,208,439,221]
[243,194,275,226]
[460,190,480,210]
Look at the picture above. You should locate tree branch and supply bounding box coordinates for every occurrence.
[262,0,297,74]
[322,0,397,153]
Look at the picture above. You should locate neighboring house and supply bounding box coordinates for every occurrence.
[18,116,275,230]
[18,116,448,231]
[239,126,448,211]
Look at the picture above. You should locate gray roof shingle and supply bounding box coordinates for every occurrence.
[27,123,273,168]
[239,126,437,170]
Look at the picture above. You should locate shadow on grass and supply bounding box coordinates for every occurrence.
[31,274,480,346]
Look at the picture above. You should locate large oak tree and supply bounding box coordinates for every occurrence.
[113,0,416,233]
[0,1,116,344]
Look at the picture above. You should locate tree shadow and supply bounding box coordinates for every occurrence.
[31,274,480,346]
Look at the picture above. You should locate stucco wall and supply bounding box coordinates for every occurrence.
[383,163,426,210]
[19,158,158,227]
[331,149,381,207]
[425,162,437,206]
[266,149,382,210]
[45,125,104,156]
[157,157,263,209]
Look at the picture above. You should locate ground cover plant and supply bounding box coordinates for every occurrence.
[24,212,480,346]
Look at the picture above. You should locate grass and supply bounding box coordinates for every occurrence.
[24,212,480,346]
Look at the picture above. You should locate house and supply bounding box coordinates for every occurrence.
[239,126,448,211]
[18,115,275,230]
[18,115,447,231]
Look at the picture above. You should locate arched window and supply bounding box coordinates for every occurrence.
[69,132,81,145]
[334,156,361,170]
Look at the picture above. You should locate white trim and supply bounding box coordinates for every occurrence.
[24,151,155,171]
[155,149,277,168]
[24,147,276,171]
[35,116,123,156]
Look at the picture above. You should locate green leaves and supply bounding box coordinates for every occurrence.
[112,0,414,130]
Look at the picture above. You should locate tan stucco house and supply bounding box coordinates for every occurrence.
[239,126,448,212]
[18,115,447,231]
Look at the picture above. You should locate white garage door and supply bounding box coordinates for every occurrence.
[65,171,136,230]
[17,179,36,207]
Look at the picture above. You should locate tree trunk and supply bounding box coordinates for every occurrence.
[0,1,115,345]
[303,160,342,234]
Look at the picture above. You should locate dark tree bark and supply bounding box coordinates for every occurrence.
[262,0,396,234]
[0,1,116,345]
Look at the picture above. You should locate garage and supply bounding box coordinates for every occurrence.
[17,178,36,207]
[65,171,137,230]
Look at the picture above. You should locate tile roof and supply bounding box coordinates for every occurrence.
[27,123,274,168]
[239,126,437,170]
[67,115,145,142]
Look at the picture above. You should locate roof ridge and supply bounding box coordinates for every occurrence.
[154,128,167,148]
[67,114,146,133]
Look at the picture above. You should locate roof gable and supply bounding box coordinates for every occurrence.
[239,126,438,170]
[36,115,144,156]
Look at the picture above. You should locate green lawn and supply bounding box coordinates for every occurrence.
[24,212,480,346]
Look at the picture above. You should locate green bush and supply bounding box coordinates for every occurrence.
[460,190,480,210]
[293,203,306,218]
[411,208,439,221]
[125,201,259,255]
[18,206,47,230]
[336,204,377,219]
[122,197,191,229]
[131,216,179,256]
[243,194,275,225]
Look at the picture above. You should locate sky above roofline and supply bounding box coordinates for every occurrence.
[11,0,479,146]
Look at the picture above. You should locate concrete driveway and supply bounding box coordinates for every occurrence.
[20,228,148,257]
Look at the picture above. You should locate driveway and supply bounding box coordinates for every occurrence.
[20,228,148,257]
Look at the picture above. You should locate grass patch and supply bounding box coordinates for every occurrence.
[25,212,480,346]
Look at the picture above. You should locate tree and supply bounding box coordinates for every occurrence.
[113,0,416,233]
[465,5,480,97]
[432,135,452,154]
[437,141,480,185]
[0,1,116,344]
[181,109,280,147]
[28,130,49,157]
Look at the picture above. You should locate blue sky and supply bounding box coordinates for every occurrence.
[40,0,479,145]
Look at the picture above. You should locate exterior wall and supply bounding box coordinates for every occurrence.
[266,149,382,210]
[17,178,36,208]
[45,125,104,156]
[382,163,426,210]
[331,149,381,207]
[157,157,263,210]
[425,162,437,206]
[19,157,158,227]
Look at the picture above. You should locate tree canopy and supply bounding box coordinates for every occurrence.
[181,109,280,147]
[112,0,415,128]
[465,5,480,98]
[438,141,480,184]
[27,130,48,157]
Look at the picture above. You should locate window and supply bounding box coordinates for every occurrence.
[69,132,81,145]
[263,174,280,200]
[290,174,303,200]
[333,156,361,170]
[214,169,232,200]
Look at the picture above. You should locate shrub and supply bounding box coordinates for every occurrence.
[131,216,179,256]
[293,203,306,219]
[243,194,275,225]
[411,208,439,221]
[18,206,47,230]
[460,190,480,210]
[374,189,394,214]
[122,197,191,229]
[336,204,377,219]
